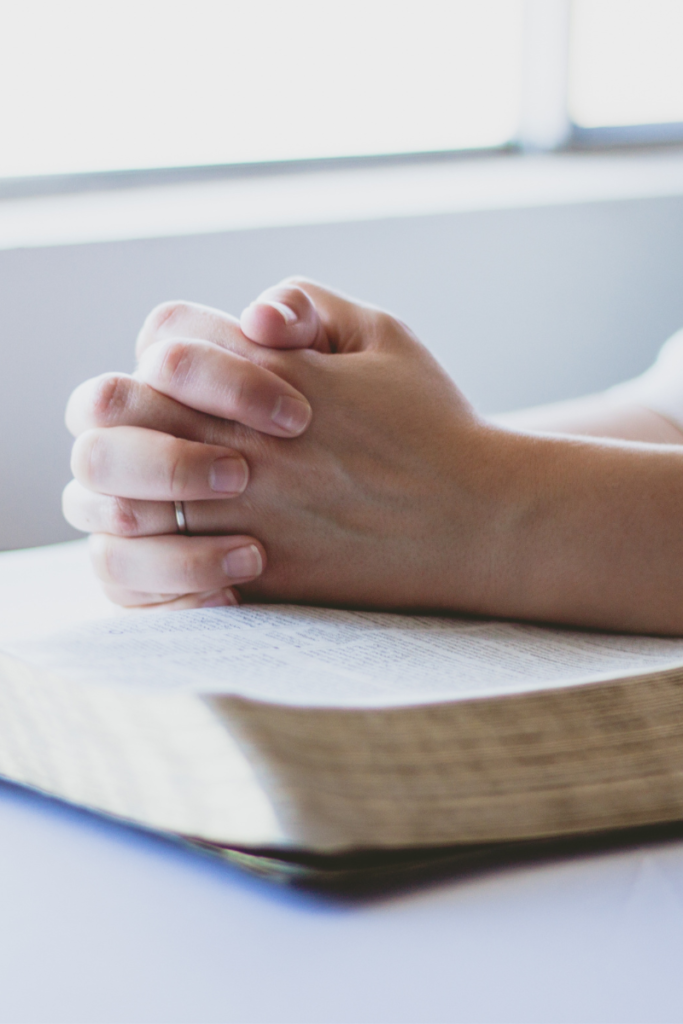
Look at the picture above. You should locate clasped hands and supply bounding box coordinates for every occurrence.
[64,278,496,614]
[64,276,683,635]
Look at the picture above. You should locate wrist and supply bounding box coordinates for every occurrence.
[459,425,683,633]
[441,423,543,618]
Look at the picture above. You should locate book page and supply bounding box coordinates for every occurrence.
[7,605,683,707]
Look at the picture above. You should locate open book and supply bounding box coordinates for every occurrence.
[3,605,683,888]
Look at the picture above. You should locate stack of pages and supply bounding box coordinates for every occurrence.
[3,605,683,890]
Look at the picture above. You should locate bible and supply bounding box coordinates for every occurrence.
[3,604,683,888]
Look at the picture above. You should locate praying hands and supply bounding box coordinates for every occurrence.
[64,278,683,635]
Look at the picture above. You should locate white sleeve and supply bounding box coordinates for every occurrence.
[605,328,683,432]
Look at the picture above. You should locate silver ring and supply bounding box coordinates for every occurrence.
[174,500,189,535]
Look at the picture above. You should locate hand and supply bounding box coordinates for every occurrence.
[63,289,321,609]
[65,279,503,613]
[67,278,683,633]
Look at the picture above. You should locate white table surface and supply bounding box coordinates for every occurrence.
[1,541,683,1024]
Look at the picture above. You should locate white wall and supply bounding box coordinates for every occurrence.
[2,193,683,550]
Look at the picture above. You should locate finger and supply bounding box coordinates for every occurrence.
[63,479,173,535]
[66,372,231,444]
[151,588,241,610]
[240,284,330,352]
[136,300,253,360]
[90,533,265,594]
[270,277,393,355]
[101,582,240,609]
[136,338,312,437]
[136,286,386,361]
[63,480,250,538]
[71,427,249,501]
[101,583,187,606]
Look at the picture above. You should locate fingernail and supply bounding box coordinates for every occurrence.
[262,300,298,325]
[210,456,248,494]
[223,544,263,580]
[200,588,239,608]
[271,395,311,435]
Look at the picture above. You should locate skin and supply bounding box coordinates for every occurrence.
[495,394,683,445]
[64,278,683,634]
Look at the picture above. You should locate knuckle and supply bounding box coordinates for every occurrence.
[108,497,139,537]
[229,365,251,411]
[155,340,195,389]
[71,430,106,488]
[269,283,309,311]
[204,356,253,419]
[136,300,194,358]
[372,309,398,333]
[143,300,192,338]
[87,373,132,426]
[89,533,122,584]
[176,547,207,591]
[369,309,405,346]
[228,365,271,424]
[162,437,192,496]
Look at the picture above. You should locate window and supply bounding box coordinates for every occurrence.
[0,0,524,180]
[1,0,682,190]
[570,0,683,131]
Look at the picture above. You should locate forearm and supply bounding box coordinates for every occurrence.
[491,393,683,445]
[476,427,683,634]
[492,329,683,446]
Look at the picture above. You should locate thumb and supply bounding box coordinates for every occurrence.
[240,283,330,352]
[240,278,380,355]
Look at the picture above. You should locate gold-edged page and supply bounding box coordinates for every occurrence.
[215,667,683,851]
[0,653,283,846]
[6,606,683,853]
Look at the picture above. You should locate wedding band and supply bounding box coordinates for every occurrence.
[174,500,189,535]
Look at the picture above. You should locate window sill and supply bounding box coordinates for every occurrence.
[1,147,683,251]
